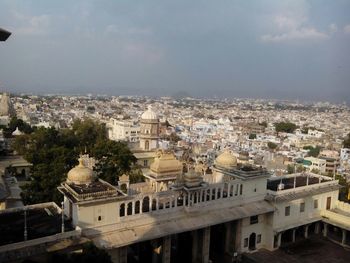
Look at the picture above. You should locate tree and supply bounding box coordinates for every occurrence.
[343,133,350,148]
[267,142,278,150]
[303,146,321,157]
[14,119,136,205]
[274,122,297,134]
[249,134,257,140]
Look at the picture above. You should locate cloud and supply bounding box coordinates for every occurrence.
[13,12,50,36]
[261,14,330,43]
[328,23,338,33]
[261,27,329,43]
[344,24,350,34]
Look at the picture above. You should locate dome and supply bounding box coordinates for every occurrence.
[67,158,94,185]
[150,151,182,175]
[141,105,158,120]
[215,149,237,169]
[12,127,23,136]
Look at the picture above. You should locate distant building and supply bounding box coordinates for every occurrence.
[107,119,140,142]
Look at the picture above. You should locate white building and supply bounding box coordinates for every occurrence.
[108,119,140,142]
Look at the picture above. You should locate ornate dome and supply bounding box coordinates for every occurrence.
[150,151,182,175]
[215,149,237,169]
[67,157,94,185]
[141,105,158,120]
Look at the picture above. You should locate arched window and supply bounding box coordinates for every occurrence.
[145,140,149,150]
[135,200,140,214]
[127,202,133,215]
[142,196,150,213]
[119,203,125,217]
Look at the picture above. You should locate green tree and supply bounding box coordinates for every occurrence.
[303,146,321,157]
[267,142,278,150]
[249,134,257,140]
[343,133,350,148]
[14,119,136,205]
[274,122,297,134]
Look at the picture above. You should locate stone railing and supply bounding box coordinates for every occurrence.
[0,227,82,262]
[335,200,350,213]
[321,210,350,227]
[117,181,244,219]
[0,202,60,215]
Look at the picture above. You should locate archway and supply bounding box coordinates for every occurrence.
[249,233,256,251]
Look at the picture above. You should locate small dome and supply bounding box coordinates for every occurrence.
[141,105,158,120]
[215,149,237,169]
[67,157,94,185]
[12,127,23,136]
[150,151,182,175]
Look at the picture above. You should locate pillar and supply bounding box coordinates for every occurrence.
[192,230,199,263]
[277,233,282,248]
[323,223,328,237]
[224,222,232,255]
[109,247,127,263]
[235,220,242,253]
[304,225,309,239]
[201,227,211,263]
[162,236,171,263]
[292,229,296,243]
[342,229,347,245]
[315,222,320,234]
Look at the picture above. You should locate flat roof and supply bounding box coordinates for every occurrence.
[267,174,329,191]
[0,204,74,246]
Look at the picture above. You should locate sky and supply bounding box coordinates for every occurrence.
[0,0,350,102]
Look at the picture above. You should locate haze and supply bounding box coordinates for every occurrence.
[0,0,350,102]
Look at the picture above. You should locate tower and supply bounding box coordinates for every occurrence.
[139,105,159,151]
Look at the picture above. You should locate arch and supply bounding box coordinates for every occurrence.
[142,196,150,213]
[152,198,157,211]
[145,140,150,150]
[127,202,133,215]
[119,203,125,217]
[135,200,140,214]
[249,233,256,251]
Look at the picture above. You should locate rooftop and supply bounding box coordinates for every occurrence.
[0,203,74,246]
[267,173,330,191]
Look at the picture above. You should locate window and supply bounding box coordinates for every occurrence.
[300,202,305,213]
[244,238,248,247]
[257,234,261,244]
[250,215,259,224]
[285,206,290,216]
[98,216,102,221]
[314,199,318,209]
[240,184,243,195]
[144,160,148,167]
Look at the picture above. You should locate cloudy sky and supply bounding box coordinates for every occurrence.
[0,0,350,102]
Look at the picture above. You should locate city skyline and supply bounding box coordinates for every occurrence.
[1,0,350,102]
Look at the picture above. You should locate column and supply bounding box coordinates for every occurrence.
[314,222,320,234]
[323,223,328,237]
[201,227,211,263]
[192,230,199,263]
[277,233,282,248]
[342,229,347,246]
[162,236,171,263]
[224,222,233,255]
[292,229,296,243]
[304,225,309,239]
[109,247,127,263]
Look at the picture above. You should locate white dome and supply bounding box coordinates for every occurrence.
[141,105,158,120]
[12,127,23,136]
[67,158,94,185]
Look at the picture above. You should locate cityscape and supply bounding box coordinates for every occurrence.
[1,1,350,263]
